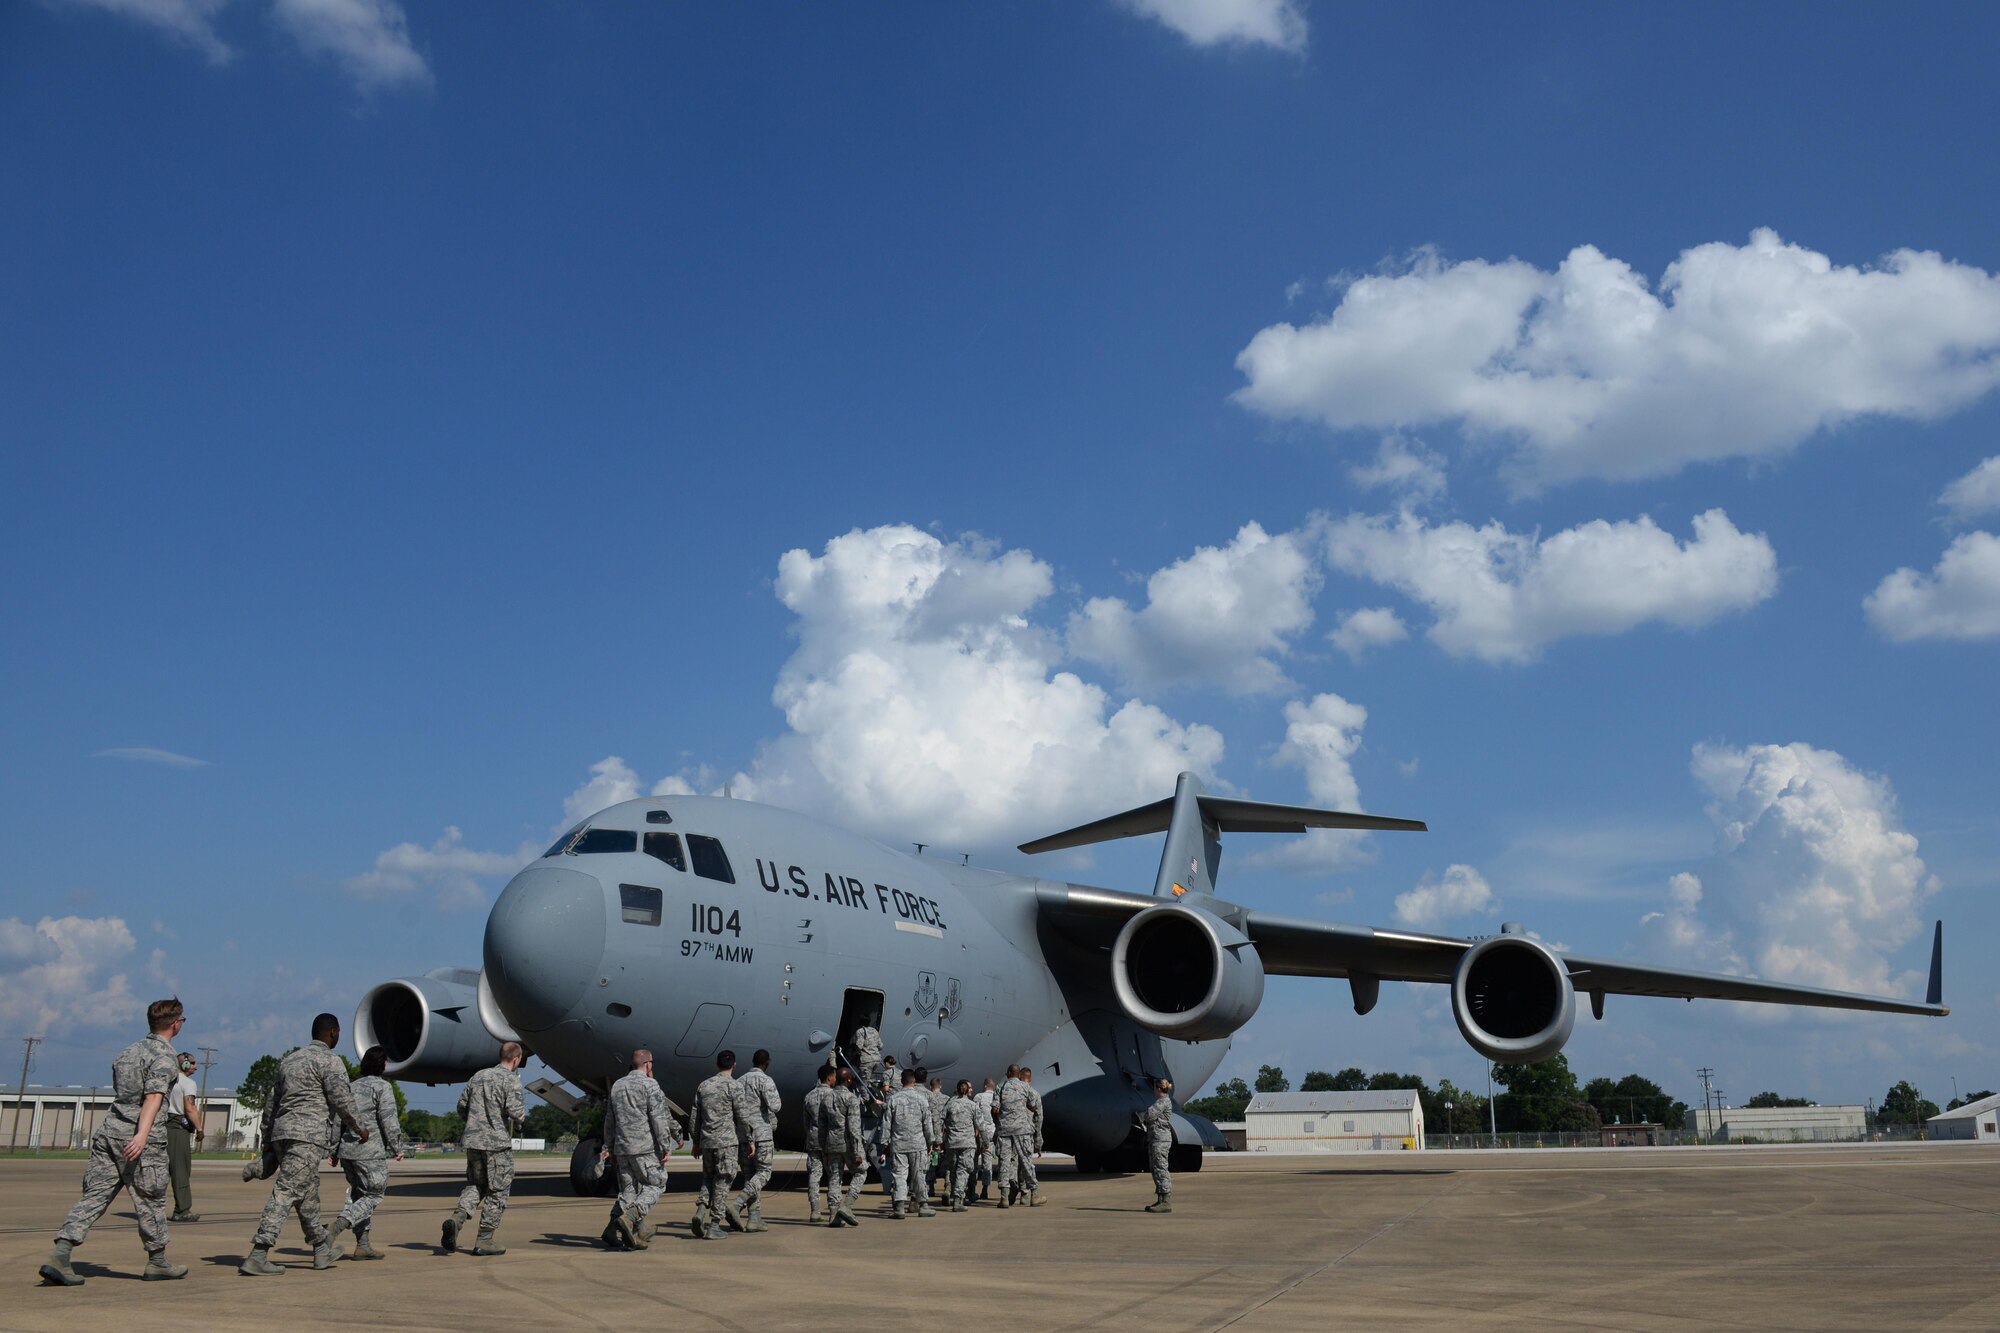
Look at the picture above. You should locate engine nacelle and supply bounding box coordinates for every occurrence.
[1111,903,1265,1042]
[353,966,508,1085]
[1450,934,1576,1064]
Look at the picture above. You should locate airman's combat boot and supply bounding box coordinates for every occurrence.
[471,1231,506,1256]
[440,1208,469,1253]
[143,1251,189,1280]
[239,1244,284,1276]
[39,1239,84,1286]
[351,1226,384,1260]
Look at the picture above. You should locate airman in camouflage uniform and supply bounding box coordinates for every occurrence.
[880,1070,937,1219]
[972,1076,999,1201]
[1142,1078,1175,1212]
[242,1013,368,1276]
[859,1061,890,1191]
[332,1045,408,1259]
[940,1080,985,1212]
[730,1048,781,1232]
[850,1023,883,1086]
[441,1041,525,1257]
[599,1049,680,1250]
[824,1069,866,1226]
[921,1074,950,1198]
[688,1049,752,1239]
[995,1065,1044,1207]
[40,998,188,1286]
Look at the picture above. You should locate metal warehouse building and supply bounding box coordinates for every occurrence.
[1928,1093,2000,1141]
[1245,1090,1424,1153]
[1686,1103,1868,1143]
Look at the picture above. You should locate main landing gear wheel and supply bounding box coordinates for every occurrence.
[571,1137,617,1197]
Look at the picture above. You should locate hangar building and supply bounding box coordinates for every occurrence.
[2,1084,256,1150]
[1245,1090,1424,1152]
[1927,1093,2000,1141]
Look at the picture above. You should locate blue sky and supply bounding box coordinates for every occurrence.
[5,0,1999,1115]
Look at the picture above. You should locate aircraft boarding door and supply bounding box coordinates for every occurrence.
[835,988,885,1074]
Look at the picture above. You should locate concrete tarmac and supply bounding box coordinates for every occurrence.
[7,1144,1999,1330]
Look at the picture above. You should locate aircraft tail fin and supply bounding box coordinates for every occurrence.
[1017,772,1427,898]
[1926,920,1944,1007]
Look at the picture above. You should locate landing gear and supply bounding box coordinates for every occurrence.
[570,1137,616,1197]
[1072,1150,1102,1175]
[1168,1144,1204,1173]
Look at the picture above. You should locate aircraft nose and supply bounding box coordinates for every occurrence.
[483,866,605,1033]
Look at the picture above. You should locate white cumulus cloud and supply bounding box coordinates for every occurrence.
[1642,742,1938,997]
[53,0,233,63]
[1319,507,1778,663]
[737,524,1223,848]
[1864,531,2000,642]
[271,0,429,93]
[1327,606,1408,661]
[0,915,142,1034]
[1255,693,1375,871]
[343,826,527,909]
[1394,864,1496,929]
[1940,456,2000,524]
[1235,230,2000,489]
[1068,522,1318,695]
[1348,436,1446,502]
[1118,0,1307,52]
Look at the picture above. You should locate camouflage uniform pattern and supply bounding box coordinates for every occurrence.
[940,1093,984,1204]
[338,1074,408,1229]
[858,1077,888,1189]
[801,1083,834,1214]
[923,1085,950,1194]
[253,1041,364,1248]
[825,1083,866,1212]
[881,1086,935,1206]
[603,1069,680,1226]
[56,1033,177,1252]
[1142,1092,1175,1198]
[688,1070,748,1223]
[456,1063,525,1235]
[972,1088,998,1191]
[995,1076,1044,1199]
[733,1067,781,1208]
[850,1025,883,1084]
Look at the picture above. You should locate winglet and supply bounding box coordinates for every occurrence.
[1926,919,1944,1008]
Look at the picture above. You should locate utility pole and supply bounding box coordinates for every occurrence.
[197,1046,219,1147]
[10,1037,41,1153]
[1696,1066,1716,1144]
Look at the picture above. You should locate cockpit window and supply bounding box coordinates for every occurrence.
[544,823,584,857]
[687,834,735,884]
[570,828,638,855]
[619,883,662,927]
[644,831,686,871]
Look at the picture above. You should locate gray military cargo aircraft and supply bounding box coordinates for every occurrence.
[353,772,1946,1190]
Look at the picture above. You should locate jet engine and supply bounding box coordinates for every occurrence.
[1110,903,1265,1041]
[352,966,509,1085]
[1450,933,1576,1064]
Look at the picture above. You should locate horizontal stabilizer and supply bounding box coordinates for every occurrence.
[1019,792,1425,855]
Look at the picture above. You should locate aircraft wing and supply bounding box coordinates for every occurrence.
[1034,884,1947,1017]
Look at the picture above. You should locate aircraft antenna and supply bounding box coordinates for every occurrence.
[913,843,926,856]
[9,1036,39,1152]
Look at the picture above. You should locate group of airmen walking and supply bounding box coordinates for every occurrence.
[38,1001,1179,1286]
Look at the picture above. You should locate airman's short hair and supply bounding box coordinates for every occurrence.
[311,1011,340,1042]
[753,1048,770,1069]
[717,1049,736,1070]
[901,1069,918,1085]
[499,1040,524,1063]
[631,1049,654,1069]
[820,1065,839,1084]
[147,998,183,1032]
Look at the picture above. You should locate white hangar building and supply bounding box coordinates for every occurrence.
[1244,1090,1424,1153]
[1928,1093,2000,1141]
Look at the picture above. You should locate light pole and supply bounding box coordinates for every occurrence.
[1445,1101,1454,1148]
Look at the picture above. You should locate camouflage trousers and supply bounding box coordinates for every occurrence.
[976,1143,995,1186]
[1148,1137,1172,1197]
[253,1140,329,1248]
[338,1158,391,1228]
[942,1147,974,1202]
[696,1147,733,1218]
[57,1121,168,1251]
[732,1136,774,1203]
[889,1148,927,1204]
[996,1133,1038,1195]
[809,1151,860,1212]
[456,1148,514,1235]
[612,1154,665,1221]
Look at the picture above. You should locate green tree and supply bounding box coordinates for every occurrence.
[1254,1064,1290,1094]
[1877,1080,1939,1127]
[1432,1078,1487,1135]
[1493,1054,1600,1133]
[1185,1077,1252,1122]
[1300,1070,1338,1091]
[1584,1074,1686,1126]
[522,1103,576,1141]
[236,1051,289,1116]
[1746,1091,1813,1109]
[1947,1090,1995,1111]
[1329,1066,1369,1091]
